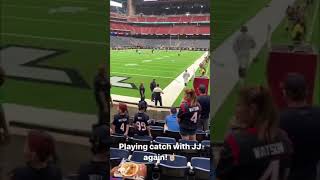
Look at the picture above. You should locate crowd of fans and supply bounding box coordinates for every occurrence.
[215,73,320,180]
[112,85,210,141]
[285,0,314,44]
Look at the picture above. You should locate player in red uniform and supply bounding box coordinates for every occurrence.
[177,89,201,140]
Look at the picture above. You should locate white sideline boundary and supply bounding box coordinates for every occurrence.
[111,51,208,107]
[3,103,97,132]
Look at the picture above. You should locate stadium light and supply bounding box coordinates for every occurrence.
[110,0,123,8]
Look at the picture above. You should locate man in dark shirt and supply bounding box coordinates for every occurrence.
[93,66,109,125]
[280,73,320,180]
[133,102,151,137]
[150,79,156,101]
[78,125,110,180]
[197,84,210,131]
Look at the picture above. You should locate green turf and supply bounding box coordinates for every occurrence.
[111,49,205,105]
[1,0,107,114]
[211,0,271,49]
[212,0,320,142]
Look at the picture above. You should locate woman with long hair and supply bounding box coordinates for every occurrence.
[216,86,293,180]
[177,88,201,140]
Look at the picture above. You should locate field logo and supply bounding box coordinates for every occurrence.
[0,46,89,88]
[111,76,137,89]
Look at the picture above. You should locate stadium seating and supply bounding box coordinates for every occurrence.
[110,36,209,49]
[201,140,210,147]
[110,148,130,168]
[154,136,176,144]
[159,154,189,178]
[154,120,165,127]
[110,23,210,35]
[129,135,153,146]
[150,126,164,139]
[130,151,157,164]
[191,157,210,180]
[153,136,176,154]
[179,139,200,161]
[126,15,210,23]
[164,130,181,142]
[110,134,126,148]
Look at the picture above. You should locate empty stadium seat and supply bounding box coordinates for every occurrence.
[130,151,157,164]
[153,136,176,154]
[154,120,165,127]
[159,154,188,178]
[191,157,210,180]
[150,126,164,139]
[201,140,210,147]
[154,136,176,144]
[200,140,211,157]
[129,135,153,146]
[110,148,130,168]
[110,134,126,148]
[164,130,181,141]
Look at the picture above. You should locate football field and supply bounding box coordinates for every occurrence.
[212,0,320,141]
[0,0,107,114]
[111,49,207,106]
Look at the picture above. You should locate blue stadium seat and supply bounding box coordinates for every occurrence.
[164,130,181,141]
[110,148,130,168]
[110,134,126,148]
[154,120,165,127]
[205,130,210,140]
[154,136,176,144]
[129,135,153,146]
[178,139,201,160]
[201,140,210,147]
[159,154,188,177]
[153,136,176,154]
[150,126,164,139]
[179,139,199,146]
[191,157,210,180]
[130,151,157,164]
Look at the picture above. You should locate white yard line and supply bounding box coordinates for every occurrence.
[0,33,106,45]
[111,52,208,107]
[3,103,97,132]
